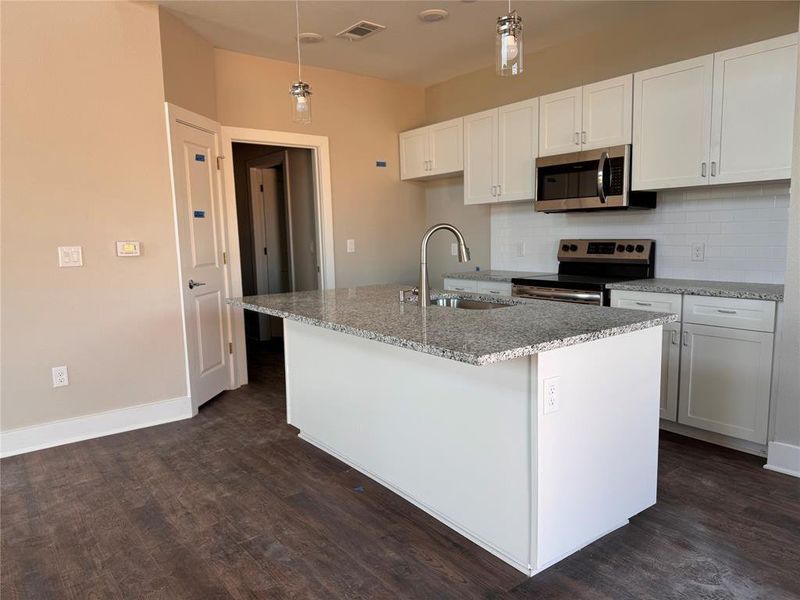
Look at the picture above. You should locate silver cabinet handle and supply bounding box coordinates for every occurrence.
[581,131,587,144]
[574,132,580,145]
[497,184,502,196]
[490,185,495,196]
[717,309,737,314]
[188,279,206,290]
[635,301,652,306]
[671,330,679,345]
[701,162,707,177]
[710,161,717,176]
[682,331,689,347]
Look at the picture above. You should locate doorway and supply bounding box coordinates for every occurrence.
[232,143,319,371]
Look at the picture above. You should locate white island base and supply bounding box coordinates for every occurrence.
[284,319,662,576]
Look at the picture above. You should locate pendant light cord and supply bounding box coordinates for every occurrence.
[295,0,302,81]
[508,0,511,12]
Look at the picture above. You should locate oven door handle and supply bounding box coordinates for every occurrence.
[513,285,603,304]
[597,151,609,204]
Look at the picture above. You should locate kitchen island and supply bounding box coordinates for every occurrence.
[229,285,676,576]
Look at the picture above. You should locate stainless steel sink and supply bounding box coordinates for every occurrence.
[432,297,510,310]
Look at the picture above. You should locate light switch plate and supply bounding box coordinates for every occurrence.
[346,239,355,253]
[58,246,83,267]
[116,241,141,256]
[451,242,458,256]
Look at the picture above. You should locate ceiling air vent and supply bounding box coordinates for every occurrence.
[336,20,386,41]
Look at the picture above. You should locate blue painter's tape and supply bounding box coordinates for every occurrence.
[195,154,206,162]
[375,160,387,168]
[193,210,206,218]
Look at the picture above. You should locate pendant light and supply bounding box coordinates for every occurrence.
[290,0,312,124]
[496,0,523,77]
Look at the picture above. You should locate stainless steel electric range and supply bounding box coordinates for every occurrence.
[511,239,655,306]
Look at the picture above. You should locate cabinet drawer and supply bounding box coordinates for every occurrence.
[443,278,478,292]
[683,295,775,332]
[475,281,512,297]
[610,290,682,317]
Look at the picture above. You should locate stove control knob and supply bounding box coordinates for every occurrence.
[561,244,570,252]
[569,244,578,252]
[635,244,645,253]
[626,244,635,253]
[616,244,625,253]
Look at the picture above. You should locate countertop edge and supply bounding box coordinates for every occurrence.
[606,282,784,302]
[228,298,677,366]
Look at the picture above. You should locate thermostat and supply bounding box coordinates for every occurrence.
[116,241,141,256]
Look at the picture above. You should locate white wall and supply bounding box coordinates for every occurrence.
[491,182,790,283]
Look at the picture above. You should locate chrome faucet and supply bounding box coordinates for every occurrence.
[419,223,470,306]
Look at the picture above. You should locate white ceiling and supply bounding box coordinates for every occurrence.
[158,1,661,87]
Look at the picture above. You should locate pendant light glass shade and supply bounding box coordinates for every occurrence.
[290,81,312,124]
[496,10,523,76]
[290,0,313,124]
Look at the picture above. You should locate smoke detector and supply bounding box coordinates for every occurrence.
[336,20,386,41]
[418,9,449,23]
[298,32,323,44]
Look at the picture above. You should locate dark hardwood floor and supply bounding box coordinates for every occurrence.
[2,341,799,599]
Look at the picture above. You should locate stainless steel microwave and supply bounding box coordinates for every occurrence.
[534,144,656,213]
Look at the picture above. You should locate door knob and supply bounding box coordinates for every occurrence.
[188,279,206,290]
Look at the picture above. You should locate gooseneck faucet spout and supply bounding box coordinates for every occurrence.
[419,223,471,306]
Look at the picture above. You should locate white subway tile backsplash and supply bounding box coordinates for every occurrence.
[490,182,790,284]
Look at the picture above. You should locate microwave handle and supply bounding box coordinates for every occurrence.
[596,151,609,204]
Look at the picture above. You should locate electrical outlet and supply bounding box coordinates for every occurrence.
[52,366,69,388]
[543,377,560,414]
[451,242,458,256]
[691,242,705,262]
[517,241,526,258]
[346,239,355,253]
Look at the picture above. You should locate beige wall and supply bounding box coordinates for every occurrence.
[214,49,427,288]
[1,2,187,430]
[426,1,798,122]
[159,7,217,120]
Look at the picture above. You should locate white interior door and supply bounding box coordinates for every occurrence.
[498,98,538,202]
[168,109,230,410]
[581,74,633,151]
[463,109,498,205]
[632,55,714,190]
[538,87,582,157]
[709,33,798,185]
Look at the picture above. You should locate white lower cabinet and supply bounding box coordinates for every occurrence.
[442,278,477,293]
[443,278,512,297]
[660,323,681,422]
[678,323,773,444]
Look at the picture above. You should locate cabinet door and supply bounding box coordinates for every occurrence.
[709,34,798,185]
[429,118,464,176]
[660,324,681,422]
[581,74,633,151]
[463,109,498,205]
[538,87,582,157]
[678,323,773,443]
[498,98,538,202]
[442,278,478,292]
[632,55,714,190]
[399,128,429,180]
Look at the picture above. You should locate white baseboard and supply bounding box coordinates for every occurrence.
[765,441,800,478]
[0,396,194,458]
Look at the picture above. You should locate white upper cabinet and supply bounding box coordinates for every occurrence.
[497,98,539,202]
[539,87,582,156]
[581,74,633,151]
[429,118,464,176]
[633,34,798,190]
[709,33,798,184]
[539,76,633,157]
[399,128,429,180]
[399,117,463,180]
[632,55,714,190]
[463,109,498,205]
[464,98,538,205]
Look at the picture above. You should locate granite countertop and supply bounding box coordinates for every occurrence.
[606,278,784,302]
[228,284,676,366]
[442,270,549,283]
